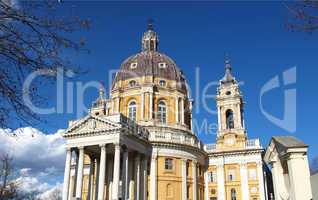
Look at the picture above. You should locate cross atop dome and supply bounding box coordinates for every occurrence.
[147,18,154,30]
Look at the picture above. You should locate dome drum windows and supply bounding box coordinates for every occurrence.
[128,101,137,121]
[159,80,166,87]
[129,80,137,87]
[157,101,167,123]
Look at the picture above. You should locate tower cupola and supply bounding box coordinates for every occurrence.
[141,20,159,52]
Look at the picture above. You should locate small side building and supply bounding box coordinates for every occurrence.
[311,172,318,200]
[264,136,312,200]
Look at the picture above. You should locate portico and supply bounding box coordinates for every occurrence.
[62,113,151,200]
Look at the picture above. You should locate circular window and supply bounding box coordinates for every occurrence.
[226,91,231,95]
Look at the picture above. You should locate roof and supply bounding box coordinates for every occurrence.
[112,51,188,93]
[272,136,308,149]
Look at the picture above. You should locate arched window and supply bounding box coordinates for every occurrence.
[159,80,166,87]
[128,101,137,121]
[231,189,236,200]
[226,109,234,129]
[158,101,167,123]
[129,80,137,87]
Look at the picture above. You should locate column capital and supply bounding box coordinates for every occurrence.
[78,146,84,150]
[66,147,72,152]
[181,158,188,163]
[114,142,121,149]
[256,161,263,167]
[151,149,158,160]
[217,163,224,169]
[135,153,141,160]
[240,161,247,168]
[99,143,107,148]
[192,160,197,165]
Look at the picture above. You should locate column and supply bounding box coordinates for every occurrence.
[76,146,84,199]
[87,157,95,200]
[95,158,100,200]
[141,93,145,120]
[107,157,114,200]
[217,106,221,130]
[149,93,153,120]
[175,97,179,123]
[116,97,120,113]
[150,152,157,200]
[181,159,187,200]
[122,150,129,200]
[98,144,107,200]
[257,162,266,200]
[143,157,148,200]
[240,162,249,200]
[204,171,209,200]
[216,164,225,200]
[112,144,121,199]
[287,154,313,200]
[236,104,242,128]
[62,148,72,200]
[111,99,115,114]
[192,161,197,200]
[72,151,79,198]
[181,98,185,125]
[128,155,134,200]
[270,161,281,200]
[135,154,141,200]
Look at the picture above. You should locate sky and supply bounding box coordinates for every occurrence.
[2,1,318,194]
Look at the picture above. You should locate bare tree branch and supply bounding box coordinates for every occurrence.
[286,0,318,33]
[0,0,90,129]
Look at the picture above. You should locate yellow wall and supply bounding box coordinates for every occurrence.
[111,76,191,128]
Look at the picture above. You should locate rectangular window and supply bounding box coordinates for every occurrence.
[209,171,217,183]
[165,158,173,170]
[248,168,257,180]
[228,169,235,181]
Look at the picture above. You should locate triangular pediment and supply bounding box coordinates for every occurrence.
[63,114,121,136]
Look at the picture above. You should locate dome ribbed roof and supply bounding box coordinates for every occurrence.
[111,22,189,95]
[113,51,185,83]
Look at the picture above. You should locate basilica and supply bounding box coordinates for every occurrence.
[61,23,291,200]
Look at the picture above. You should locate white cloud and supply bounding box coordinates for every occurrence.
[0,127,66,197]
[37,183,62,200]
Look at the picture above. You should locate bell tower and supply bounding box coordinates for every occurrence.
[216,58,247,149]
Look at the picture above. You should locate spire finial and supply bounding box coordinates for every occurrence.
[99,82,105,98]
[147,18,154,30]
[225,53,231,69]
[221,53,235,83]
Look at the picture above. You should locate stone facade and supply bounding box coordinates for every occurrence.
[62,23,274,200]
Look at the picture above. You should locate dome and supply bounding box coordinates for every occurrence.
[111,22,188,94]
[113,51,185,83]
